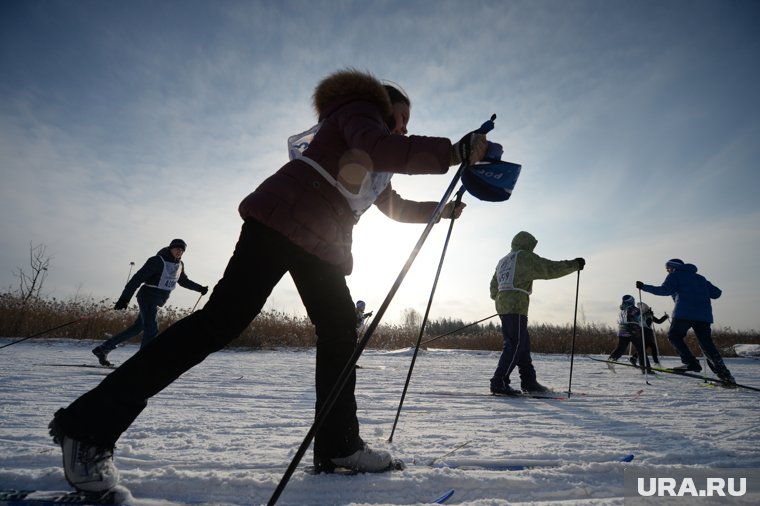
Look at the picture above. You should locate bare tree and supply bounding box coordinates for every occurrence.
[402,307,421,330]
[14,242,51,304]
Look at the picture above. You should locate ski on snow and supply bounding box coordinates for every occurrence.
[0,486,129,505]
[417,390,571,401]
[303,463,454,504]
[304,451,633,476]
[431,489,455,504]
[426,453,634,471]
[35,363,115,370]
[303,458,406,476]
[0,484,451,506]
[585,355,760,392]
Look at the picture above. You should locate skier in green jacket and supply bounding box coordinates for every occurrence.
[490,231,584,395]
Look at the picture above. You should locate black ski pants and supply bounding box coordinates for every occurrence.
[667,318,732,379]
[490,314,538,390]
[610,333,650,370]
[630,328,659,363]
[57,219,361,460]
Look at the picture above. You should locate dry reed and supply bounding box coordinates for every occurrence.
[1,292,757,357]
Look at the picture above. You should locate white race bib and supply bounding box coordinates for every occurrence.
[495,251,531,295]
[145,258,182,292]
[288,123,392,220]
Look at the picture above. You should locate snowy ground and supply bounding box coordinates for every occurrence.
[1,338,759,505]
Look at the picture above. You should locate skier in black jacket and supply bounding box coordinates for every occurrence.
[608,295,651,372]
[629,302,668,366]
[92,239,207,366]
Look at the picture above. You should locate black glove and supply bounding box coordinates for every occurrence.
[442,201,467,220]
[575,257,585,270]
[114,298,129,310]
[450,132,488,166]
[365,311,373,318]
[200,286,209,295]
[635,281,644,289]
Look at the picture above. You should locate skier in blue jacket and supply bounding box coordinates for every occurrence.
[92,239,208,366]
[636,258,735,385]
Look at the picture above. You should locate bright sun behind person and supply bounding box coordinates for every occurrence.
[350,209,424,293]
[348,199,460,325]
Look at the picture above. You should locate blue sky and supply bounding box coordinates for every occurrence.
[1,0,759,332]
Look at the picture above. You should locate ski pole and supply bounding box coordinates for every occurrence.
[388,186,465,443]
[0,307,112,351]
[268,164,466,506]
[567,269,581,397]
[420,313,498,346]
[643,301,661,364]
[651,319,661,364]
[357,314,372,339]
[191,293,204,312]
[638,288,651,386]
[267,114,496,506]
[126,261,135,283]
[0,318,89,350]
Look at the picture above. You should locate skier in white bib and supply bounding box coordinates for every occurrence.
[50,69,486,492]
[92,239,208,367]
[490,231,584,395]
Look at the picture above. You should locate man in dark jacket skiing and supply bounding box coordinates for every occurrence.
[636,258,735,385]
[92,239,208,367]
[49,69,487,492]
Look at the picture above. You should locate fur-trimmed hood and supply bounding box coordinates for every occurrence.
[240,68,451,275]
[312,68,392,120]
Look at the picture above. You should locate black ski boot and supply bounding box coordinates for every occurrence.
[672,362,701,373]
[521,381,551,394]
[92,347,112,367]
[491,385,523,396]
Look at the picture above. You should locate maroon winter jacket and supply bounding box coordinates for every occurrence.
[239,70,452,274]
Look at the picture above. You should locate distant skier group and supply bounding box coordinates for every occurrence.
[486,239,735,394]
[602,258,734,386]
[634,258,734,384]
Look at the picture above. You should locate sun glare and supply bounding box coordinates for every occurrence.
[348,208,450,321]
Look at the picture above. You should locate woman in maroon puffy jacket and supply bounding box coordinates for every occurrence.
[49,69,487,491]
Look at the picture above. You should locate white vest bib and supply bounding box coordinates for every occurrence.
[288,123,392,220]
[495,251,532,295]
[145,258,182,292]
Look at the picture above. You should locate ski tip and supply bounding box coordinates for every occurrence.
[620,454,635,463]
[432,489,455,504]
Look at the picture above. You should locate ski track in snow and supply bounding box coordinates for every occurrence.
[1,339,759,505]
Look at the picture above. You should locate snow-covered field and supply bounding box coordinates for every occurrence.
[1,338,758,505]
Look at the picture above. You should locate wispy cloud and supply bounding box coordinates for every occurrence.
[1,0,758,330]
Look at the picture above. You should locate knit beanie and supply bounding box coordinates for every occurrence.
[169,238,187,251]
[622,295,635,306]
[665,258,684,269]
